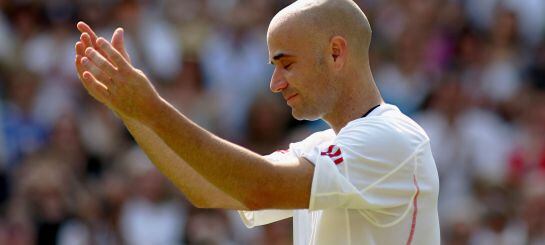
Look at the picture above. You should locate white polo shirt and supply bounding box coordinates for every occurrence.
[239,104,440,245]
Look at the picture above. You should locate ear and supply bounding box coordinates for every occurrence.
[330,36,347,70]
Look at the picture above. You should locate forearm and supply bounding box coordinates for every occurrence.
[121,115,247,210]
[142,98,313,210]
[74,28,311,209]
[73,23,259,209]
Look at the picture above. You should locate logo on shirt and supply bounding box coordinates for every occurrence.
[320,145,344,165]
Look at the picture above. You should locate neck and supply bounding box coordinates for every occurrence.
[323,72,382,134]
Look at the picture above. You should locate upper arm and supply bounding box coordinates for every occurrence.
[247,151,315,210]
[249,130,337,210]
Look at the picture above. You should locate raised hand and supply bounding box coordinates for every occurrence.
[74,22,162,122]
[75,21,131,65]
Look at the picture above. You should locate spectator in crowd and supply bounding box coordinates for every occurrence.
[119,148,186,245]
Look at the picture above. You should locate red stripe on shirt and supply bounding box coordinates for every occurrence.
[329,149,342,157]
[333,157,344,165]
[406,175,420,245]
[320,145,344,165]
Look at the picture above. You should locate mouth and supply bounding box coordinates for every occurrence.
[284,93,299,106]
[285,93,298,101]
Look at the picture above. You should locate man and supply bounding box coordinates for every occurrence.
[74,0,440,244]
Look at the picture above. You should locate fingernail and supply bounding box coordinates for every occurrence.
[82,57,89,65]
[85,47,92,56]
[97,38,107,47]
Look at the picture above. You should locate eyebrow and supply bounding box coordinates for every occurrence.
[269,53,294,65]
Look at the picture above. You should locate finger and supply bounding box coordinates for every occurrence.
[75,55,85,80]
[97,37,131,72]
[81,71,110,103]
[78,22,129,65]
[80,56,112,84]
[75,46,86,80]
[81,32,109,59]
[81,33,93,49]
[77,21,99,45]
[84,47,118,77]
[75,41,85,56]
[111,28,131,63]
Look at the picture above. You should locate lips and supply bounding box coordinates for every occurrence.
[285,93,298,101]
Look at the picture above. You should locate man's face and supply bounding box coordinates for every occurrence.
[267,25,338,121]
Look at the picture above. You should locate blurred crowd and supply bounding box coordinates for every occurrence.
[0,0,544,244]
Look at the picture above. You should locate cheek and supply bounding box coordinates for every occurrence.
[284,70,305,91]
[313,72,338,104]
[287,62,329,97]
[311,69,330,90]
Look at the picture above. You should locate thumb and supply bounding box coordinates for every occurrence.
[111,28,131,63]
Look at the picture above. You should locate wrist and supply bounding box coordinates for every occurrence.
[140,95,169,127]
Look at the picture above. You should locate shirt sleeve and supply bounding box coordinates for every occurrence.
[238,209,293,228]
[303,119,428,227]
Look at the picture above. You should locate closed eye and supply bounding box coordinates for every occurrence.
[284,63,294,70]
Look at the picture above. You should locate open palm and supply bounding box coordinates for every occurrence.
[74,22,162,122]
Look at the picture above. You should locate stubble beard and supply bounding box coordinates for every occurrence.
[291,54,336,121]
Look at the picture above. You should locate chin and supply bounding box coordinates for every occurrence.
[291,109,322,121]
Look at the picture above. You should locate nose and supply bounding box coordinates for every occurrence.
[270,68,288,93]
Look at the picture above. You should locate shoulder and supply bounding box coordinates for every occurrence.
[264,129,335,161]
[336,105,430,163]
[289,129,336,156]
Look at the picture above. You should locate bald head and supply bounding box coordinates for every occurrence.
[267,0,381,127]
[268,0,372,63]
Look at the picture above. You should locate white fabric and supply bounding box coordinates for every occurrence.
[239,104,440,245]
